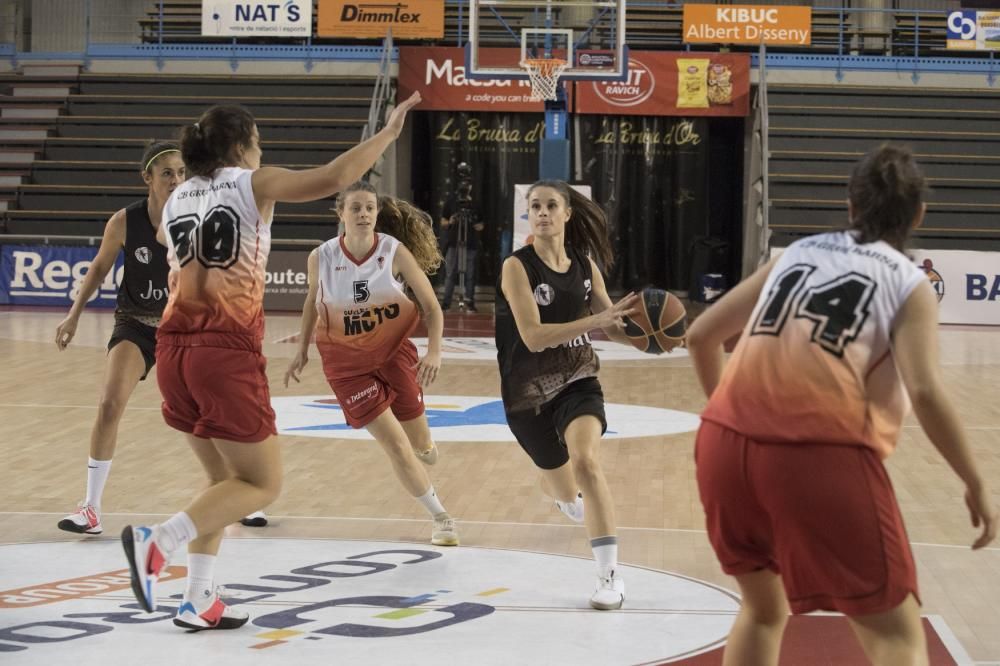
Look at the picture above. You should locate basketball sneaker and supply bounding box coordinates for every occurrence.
[121,525,170,612]
[431,512,459,546]
[415,443,439,466]
[240,511,268,527]
[57,502,102,535]
[590,568,625,610]
[173,588,250,632]
[554,492,584,524]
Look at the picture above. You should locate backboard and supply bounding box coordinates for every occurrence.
[464,0,628,82]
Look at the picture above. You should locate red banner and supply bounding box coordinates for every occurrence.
[398,47,749,117]
[574,52,749,117]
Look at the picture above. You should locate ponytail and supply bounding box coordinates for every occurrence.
[180,105,256,178]
[847,143,926,251]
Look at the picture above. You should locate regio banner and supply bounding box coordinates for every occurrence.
[201,0,312,37]
[319,0,443,39]
[683,4,811,46]
[946,10,1000,50]
[0,245,123,307]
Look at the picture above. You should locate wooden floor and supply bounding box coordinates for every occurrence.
[1,307,998,662]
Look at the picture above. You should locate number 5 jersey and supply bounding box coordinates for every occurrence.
[701,230,927,459]
[159,167,273,349]
[313,233,419,376]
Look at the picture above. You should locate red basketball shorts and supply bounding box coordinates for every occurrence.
[321,340,425,429]
[695,419,919,616]
[156,343,277,443]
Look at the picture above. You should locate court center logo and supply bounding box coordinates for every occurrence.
[0,540,738,664]
[533,283,554,306]
[273,394,700,441]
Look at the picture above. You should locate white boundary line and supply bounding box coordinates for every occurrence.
[926,614,976,666]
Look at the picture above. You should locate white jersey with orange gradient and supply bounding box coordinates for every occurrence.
[314,233,418,373]
[702,230,927,458]
[159,166,272,348]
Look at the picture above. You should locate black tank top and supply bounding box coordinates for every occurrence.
[495,245,600,413]
[116,199,169,323]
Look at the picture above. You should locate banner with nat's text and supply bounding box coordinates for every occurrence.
[1,244,313,311]
[398,47,749,117]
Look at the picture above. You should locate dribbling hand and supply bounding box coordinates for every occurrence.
[596,292,640,331]
[284,350,309,388]
[55,315,79,350]
[965,485,998,550]
[413,350,441,388]
[384,92,422,139]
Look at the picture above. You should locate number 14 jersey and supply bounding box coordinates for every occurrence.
[702,231,927,458]
[314,233,418,375]
[159,167,272,349]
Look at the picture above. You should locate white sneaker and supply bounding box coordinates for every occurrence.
[121,525,170,612]
[240,511,268,527]
[415,443,439,466]
[431,512,459,546]
[58,502,102,535]
[173,587,250,632]
[555,492,584,524]
[590,569,625,610]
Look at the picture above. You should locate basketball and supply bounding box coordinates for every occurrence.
[623,288,686,354]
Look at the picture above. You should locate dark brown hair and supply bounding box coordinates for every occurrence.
[527,180,614,269]
[336,181,443,274]
[179,105,256,178]
[847,143,926,251]
[140,140,180,174]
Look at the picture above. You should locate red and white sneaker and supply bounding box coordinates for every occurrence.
[121,525,169,612]
[57,503,102,535]
[173,589,250,631]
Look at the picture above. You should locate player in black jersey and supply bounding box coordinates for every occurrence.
[54,142,183,536]
[496,180,639,610]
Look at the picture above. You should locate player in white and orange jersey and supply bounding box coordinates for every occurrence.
[283,181,459,546]
[120,93,422,632]
[686,144,997,666]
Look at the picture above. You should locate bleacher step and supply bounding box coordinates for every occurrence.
[0,150,36,163]
[1,108,60,119]
[20,65,82,78]
[12,86,72,98]
[0,129,48,139]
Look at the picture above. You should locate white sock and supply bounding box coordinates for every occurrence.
[591,536,618,575]
[185,553,217,609]
[156,511,198,554]
[416,487,447,517]
[84,457,112,510]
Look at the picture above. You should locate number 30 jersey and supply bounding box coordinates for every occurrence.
[314,233,418,375]
[702,230,927,458]
[159,167,273,349]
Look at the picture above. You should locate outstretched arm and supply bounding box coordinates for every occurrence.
[500,257,638,353]
[55,209,126,350]
[284,249,321,387]
[395,245,443,387]
[252,93,421,205]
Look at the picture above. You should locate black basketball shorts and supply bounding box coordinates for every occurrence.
[107,314,158,380]
[505,377,608,470]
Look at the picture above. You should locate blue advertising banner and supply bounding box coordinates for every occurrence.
[0,244,123,307]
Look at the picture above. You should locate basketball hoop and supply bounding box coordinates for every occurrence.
[520,58,568,101]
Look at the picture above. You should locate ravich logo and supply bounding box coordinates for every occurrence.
[591,59,655,107]
[341,2,422,23]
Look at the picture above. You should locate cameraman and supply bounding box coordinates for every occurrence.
[439,163,484,312]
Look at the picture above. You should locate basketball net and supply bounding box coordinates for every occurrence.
[520,58,568,101]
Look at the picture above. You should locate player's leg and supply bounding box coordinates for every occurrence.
[58,337,146,535]
[400,413,438,465]
[723,569,789,666]
[367,409,458,546]
[846,594,927,666]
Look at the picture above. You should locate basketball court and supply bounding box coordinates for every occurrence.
[1,307,998,664]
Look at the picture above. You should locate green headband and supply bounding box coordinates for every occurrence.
[144,148,180,172]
